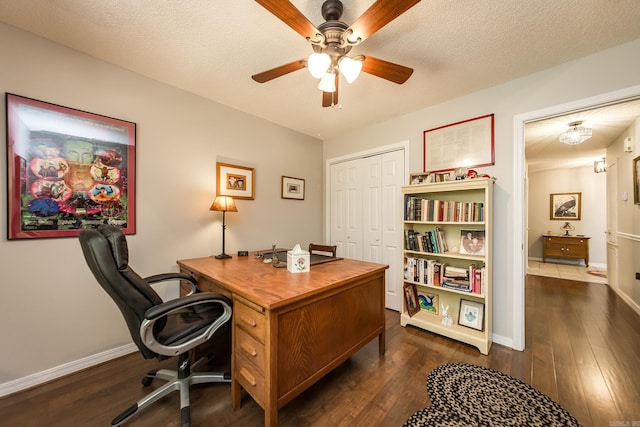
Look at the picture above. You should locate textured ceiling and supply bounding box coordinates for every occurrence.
[1,0,640,161]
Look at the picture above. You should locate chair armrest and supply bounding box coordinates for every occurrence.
[144,272,197,296]
[140,293,232,357]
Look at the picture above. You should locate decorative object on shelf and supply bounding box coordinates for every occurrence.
[404,283,420,317]
[459,230,485,256]
[458,299,484,331]
[5,93,136,240]
[440,304,453,326]
[281,176,305,200]
[210,195,237,259]
[633,155,640,204]
[252,0,419,108]
[417,291,439,315]
[560,222,575,236]
[559,120,592,145]
[410,172,430,185]
[593,158,606,173]
[423,114,495,173]
[216,162,254,200]
[550,192,581,220]
[454,167,468,180]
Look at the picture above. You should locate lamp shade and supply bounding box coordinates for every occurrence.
[210,196,237,212]
[317,70,337,93]
[339,56,362,83]
[308,53,331,79]
[594,158,606,173]
[559,121,592,145]
[560,221,575,235]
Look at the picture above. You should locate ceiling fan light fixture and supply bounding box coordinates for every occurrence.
[318,71,337,92]
[339,56,362,83]
[559,120,592,145]
[308,53,331,79]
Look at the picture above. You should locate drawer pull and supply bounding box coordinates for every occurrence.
[239,314,257,327]
[240,367,257,386]
[240,342,257,357]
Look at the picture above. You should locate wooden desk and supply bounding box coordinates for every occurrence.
[542,234,590,266]
[177,255,388,427]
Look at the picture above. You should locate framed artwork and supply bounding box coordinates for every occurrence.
[459,230,485,256]
[403,283,420,317]
[423,114,495,173]
[550,192,581,220]
[417,291,439,315]
[6,93,136,239]
[458,299,485,331]
[281,176,305,200]
[409,172,430,185]
[216,162,254,200]
[633,156,640,204]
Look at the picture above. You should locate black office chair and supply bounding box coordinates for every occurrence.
[79,224,232,427]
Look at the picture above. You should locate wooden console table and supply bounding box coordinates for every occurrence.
[177,255,388,427]
[542,234,590,266]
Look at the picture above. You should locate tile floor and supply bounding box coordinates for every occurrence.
[527,259,608,285]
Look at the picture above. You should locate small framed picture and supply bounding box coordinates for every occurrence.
[217,162,255,200]
[633,156,640,204]
[458,299,484,331]
[459,230,485,256]
[550,192,581,220]
[281,176,305,200]
[403,283,420,317]
[409,172,430,185]
[417,291,439,315]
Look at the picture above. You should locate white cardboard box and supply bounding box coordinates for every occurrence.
[287,249,310,273]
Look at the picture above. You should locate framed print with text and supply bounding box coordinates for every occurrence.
[216,162,254,200]
[281,176,305,200]
[6,93,136,239]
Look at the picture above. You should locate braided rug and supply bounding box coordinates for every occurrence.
[404,363,580,427]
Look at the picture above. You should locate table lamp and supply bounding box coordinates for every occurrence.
[560,222,574,236]
[210,196,237,259]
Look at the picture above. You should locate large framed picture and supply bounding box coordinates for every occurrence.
[549,192,581,220]
[216,162,254,200]
[458,299,485,331]
[423,114,494,173]
[633,156,640,204]
[403,283,420,317]
[281,176,305,200]
[6,93,136,239]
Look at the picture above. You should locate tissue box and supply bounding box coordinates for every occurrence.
[287,249,310,273]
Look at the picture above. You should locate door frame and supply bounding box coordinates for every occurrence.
[512,84,640,351]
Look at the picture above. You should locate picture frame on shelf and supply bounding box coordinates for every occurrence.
[216,162,255,200]
[417,291,439,315]
[281,176,305,200]
[458,299,485,331]
[549,192,581,220]
[403,283,420,317]
[459,230,485,256]
[409,172,430,185]
[633,156,640,204]
[5,93,136,240]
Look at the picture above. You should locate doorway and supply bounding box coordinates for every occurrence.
[513,84,640,351]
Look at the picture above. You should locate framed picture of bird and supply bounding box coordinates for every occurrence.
[550,192,581,220]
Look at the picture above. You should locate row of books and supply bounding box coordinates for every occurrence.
[405,228,449,253]
[405,195,484,222]
[404,256,485,295]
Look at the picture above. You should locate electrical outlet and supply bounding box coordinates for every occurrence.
[636,272,640,280]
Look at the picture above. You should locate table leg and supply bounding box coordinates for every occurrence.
[231,379,241,410]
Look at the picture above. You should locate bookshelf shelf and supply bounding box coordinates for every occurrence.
[401,177,494,355]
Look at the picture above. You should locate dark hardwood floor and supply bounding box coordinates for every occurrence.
[2,275,639,426]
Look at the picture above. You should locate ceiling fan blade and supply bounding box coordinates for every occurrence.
[346,0,421,45]
[255,0,321,41]
[361,55,414,84]
[252,60,306,83]
[322,74,339,108]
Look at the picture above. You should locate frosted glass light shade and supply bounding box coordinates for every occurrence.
[559,121,592,145]
[308,53,331,79]
[317,71,336,92]
[339,56,362,83]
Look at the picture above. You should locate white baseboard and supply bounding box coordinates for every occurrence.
[492,333,514,350]
[0,344,137,398]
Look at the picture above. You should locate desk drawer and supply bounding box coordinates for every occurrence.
[235,327,265,374]
[234,299,266,342]
[235,358,266,406]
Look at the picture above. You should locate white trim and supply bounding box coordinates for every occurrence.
[513,84,640,352]
[0,343,137,397]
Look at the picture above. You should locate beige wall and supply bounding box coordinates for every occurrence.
[528,166,607,266]
[323,38,640,346]
[0,23,323,387]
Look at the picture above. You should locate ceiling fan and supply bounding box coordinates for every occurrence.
[252,0,421,107]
